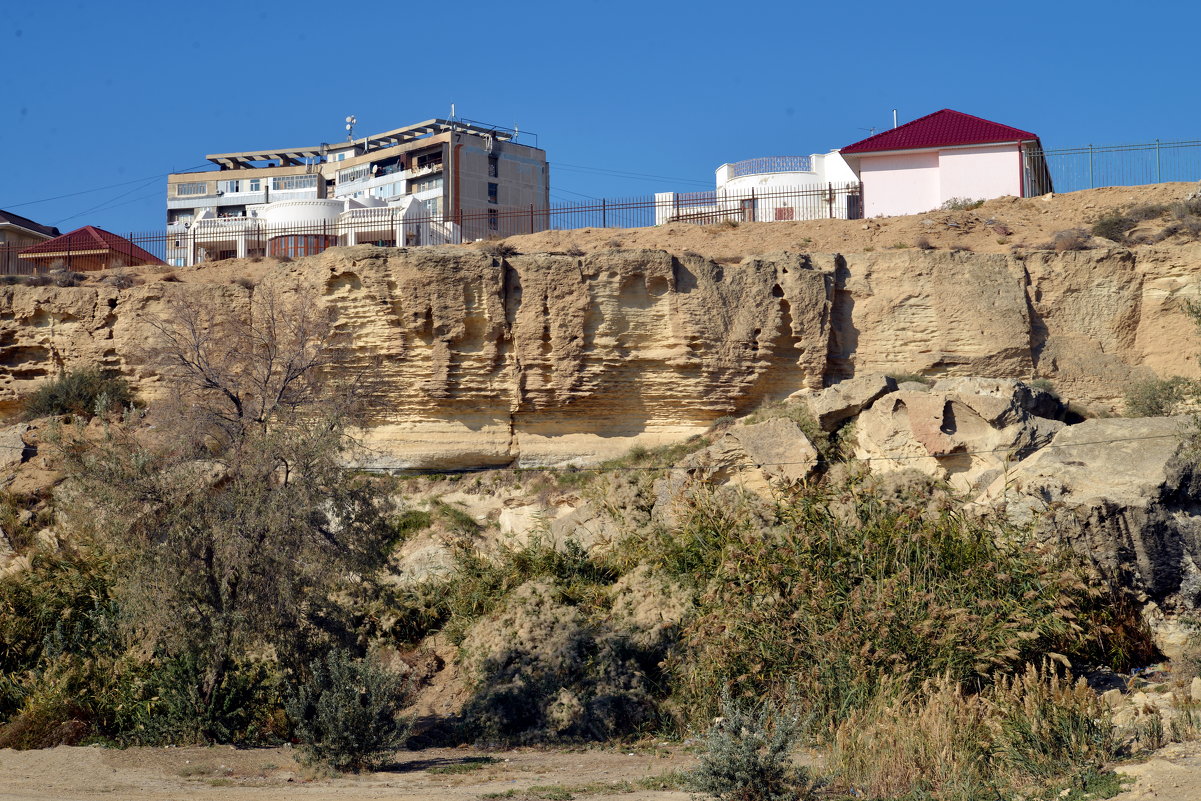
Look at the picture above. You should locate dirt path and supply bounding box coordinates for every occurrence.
[0,744,694,801]
[4,740,1201,801]
[1110,739,1201,801]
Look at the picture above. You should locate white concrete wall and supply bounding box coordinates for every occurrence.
[859,151,940,217]
[937,144,1021,205]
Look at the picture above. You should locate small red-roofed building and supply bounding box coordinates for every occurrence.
[840,109,1052,217]
[18,226,165,272]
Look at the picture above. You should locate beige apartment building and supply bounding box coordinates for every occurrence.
[165,118,550,265]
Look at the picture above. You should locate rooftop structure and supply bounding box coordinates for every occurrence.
[839,109,1051,216]
[20,225,164,271]
[166,118,550,264]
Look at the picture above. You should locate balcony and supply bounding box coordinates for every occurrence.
[730,156,813,177]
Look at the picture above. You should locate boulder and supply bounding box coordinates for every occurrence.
[0,423,30,472]
[668,417,819,498]
[855,381,1064,493]
[981,416,1201,620]
[802,373,897,432]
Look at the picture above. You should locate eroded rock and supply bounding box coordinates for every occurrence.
[855,380,1064,493]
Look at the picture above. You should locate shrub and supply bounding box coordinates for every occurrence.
[478,239,518,257]
[666,482,1148,731]
[1091,213,1127,242]
[914,236,934,250]
[159,272,181,282]
[24,273,52,287]
[21,368,134,420]
[1052,228,1092,252]
[1124,375,1196,416]
[685,693,811,801]
[830,665,1118,800]
[286,649,410,772]
[941,197,984,211]
[104,272,137,289]
[230,276,256,290]
[48,269,84,288]
[110,653,277,746]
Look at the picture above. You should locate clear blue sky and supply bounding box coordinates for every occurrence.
[2,0,1197,234]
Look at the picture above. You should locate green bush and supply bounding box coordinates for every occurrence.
[666,483,1148,731]
[21,369,133,420]
[286,649,410,772]
[685,692,811,801]
[109,653,277,746]
[1124,376,1196,416]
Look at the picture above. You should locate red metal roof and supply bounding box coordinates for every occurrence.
[19,225,164,265]
[841,109,1039,154]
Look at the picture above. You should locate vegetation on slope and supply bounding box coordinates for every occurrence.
[1,283,1197,796]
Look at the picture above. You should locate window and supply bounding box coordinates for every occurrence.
[249,178,261,192]
[409,175,443,194]
[218,179,240,194]
[488,208,498,231]
[488,155,498,178]
[488,182,498,204]
[272,174,318,191]
[337,164,370,184]
[416,151,443,170]
[176,182,208,196]
[422,197,443,218]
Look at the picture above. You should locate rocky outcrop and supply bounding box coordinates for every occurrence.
[982,416,1201,616]
[796,372,897,431]
[854,378,1065,493]
[2,243,1201,468]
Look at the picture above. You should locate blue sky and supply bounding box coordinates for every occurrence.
[2,0,1197,234]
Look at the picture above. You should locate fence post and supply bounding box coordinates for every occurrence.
[1156,139,1162,183]
[750,188,756,222]
[827,183,834,219]
[601,198,607,229]
[529,204,534,234]
[1089,144,1094,189]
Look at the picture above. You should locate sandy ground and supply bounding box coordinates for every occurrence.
[0,744,694,801]
[85,181,1201,289]
[3,739,1201,801]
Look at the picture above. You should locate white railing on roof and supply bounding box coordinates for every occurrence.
[730,156,812,177]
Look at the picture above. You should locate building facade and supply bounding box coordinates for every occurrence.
[0,211,60,274]
[165,119,550,265]
[654,151,862,225]
[839,109,1052,217]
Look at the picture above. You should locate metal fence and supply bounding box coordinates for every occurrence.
[0,184,864,274]
[1035,138,1201,193]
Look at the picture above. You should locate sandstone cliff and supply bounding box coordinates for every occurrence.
[1,242,1199,468]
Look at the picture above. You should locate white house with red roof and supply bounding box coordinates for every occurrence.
[839,109,1052,217]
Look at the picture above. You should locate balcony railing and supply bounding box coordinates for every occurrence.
[730,156,813,177]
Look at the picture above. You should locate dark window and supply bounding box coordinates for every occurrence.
[488,155,498,178]
[488,182,498,204]
[488,208,499,231]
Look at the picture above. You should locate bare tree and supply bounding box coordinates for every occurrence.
[58,284,392,736]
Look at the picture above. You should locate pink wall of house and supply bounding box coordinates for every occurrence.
[859,151,940,217]
[858,143,1023,217]
[937,144,1021,205]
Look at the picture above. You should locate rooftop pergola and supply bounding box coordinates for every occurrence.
[206,119,520,169]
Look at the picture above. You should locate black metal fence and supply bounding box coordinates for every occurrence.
[1034,138,1201,193]
[0,184,864,273]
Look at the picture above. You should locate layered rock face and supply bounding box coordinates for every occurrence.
[1,243,1199,467]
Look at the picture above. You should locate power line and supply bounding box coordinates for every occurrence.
[1,164,210,210]
[54,177,164,226]
[554,162,712,188]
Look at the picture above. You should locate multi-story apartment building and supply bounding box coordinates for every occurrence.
[165,118,550,265]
